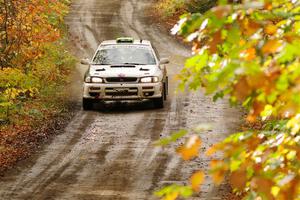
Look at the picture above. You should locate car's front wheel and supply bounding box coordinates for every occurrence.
[153,85,165,109]
[82,98,94,110]
[153,96,164,108]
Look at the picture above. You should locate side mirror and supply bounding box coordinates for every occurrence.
[160,58,170,65]
[81,58,90,65]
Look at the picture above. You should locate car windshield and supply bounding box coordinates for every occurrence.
[92,45,157,65]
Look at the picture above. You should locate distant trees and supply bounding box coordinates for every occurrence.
[0,0,67,69]
[0,0,74,122]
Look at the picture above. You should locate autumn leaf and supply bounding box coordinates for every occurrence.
[155,130,188,146]
[229,170,247,191]
[239,39,246,46]
[210,160,226,185]
[284,33,300,43]
[262,40,284,54]
[165,0,300,199]
[251,178,274,200]
[206,144,220,157]
[190,171,205,192]
[233,76,251,101]
[163,192,179,200]
[240,48,256,61]
[212,170,225,185]
[240,18,261,36]
[177,135,202,161]
[247,101,266,122]
[208,31,222,54]
[155,184,193,200]
[264,2,273,10]
[279,103,297,119]
[264,24,277,35]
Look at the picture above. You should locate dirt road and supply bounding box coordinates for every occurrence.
[0,0,240,199]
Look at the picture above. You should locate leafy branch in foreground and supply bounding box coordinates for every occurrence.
[157,0,300,199]
[155,125,211,200]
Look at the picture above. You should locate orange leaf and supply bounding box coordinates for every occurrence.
[279,103,297,118]
[284,33,300,43]
[190,171,205,192]
[229,170,247,191]
[264,2,273,10]
[240,47,256,61]
[246,74,268,90]
[239,39,246,46]
[210,160,226,185]
[177,135,202,161]
[240,18,261,36]
[208,31,222,54]
[251,178,274,200]
[212,171,225,185]
[206,144,218,157]
[247,101,265,122]
[262,40,283,54]
[233,76,251,101]
[264,24,277,35]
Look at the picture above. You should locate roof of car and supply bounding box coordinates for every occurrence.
[100,39,151,46]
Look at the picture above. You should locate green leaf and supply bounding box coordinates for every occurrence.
[154,130,188,146]
[276,74,289,91]
[260,105,274,121]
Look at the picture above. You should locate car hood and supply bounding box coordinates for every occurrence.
[89,65,160,77]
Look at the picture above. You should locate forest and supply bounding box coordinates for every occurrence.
[1,0,300,200]
[0,0,75,171]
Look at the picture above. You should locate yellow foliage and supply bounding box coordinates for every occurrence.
[177,135,202,160]
[190,171,205,192]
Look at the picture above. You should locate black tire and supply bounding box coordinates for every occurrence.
[82,98,94,110]
[153,97,164,108]
[153,86,165,109]
[97,101,106,111]
[163,82,167,100]
[165,76,169,96]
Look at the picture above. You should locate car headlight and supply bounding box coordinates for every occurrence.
[85,76,104,83]
[140,77,159,83]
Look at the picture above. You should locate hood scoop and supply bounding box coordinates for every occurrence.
[110,65,136,68]
[96,68,106,71]
[139,67,150,71]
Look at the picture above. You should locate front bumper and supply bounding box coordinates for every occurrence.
[83,82,163,100]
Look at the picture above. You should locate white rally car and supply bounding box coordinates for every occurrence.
[80,38,169,110]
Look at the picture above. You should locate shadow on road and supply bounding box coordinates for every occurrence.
[92,100,168,113]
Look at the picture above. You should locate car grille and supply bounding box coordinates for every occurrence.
[105,77,138,83]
